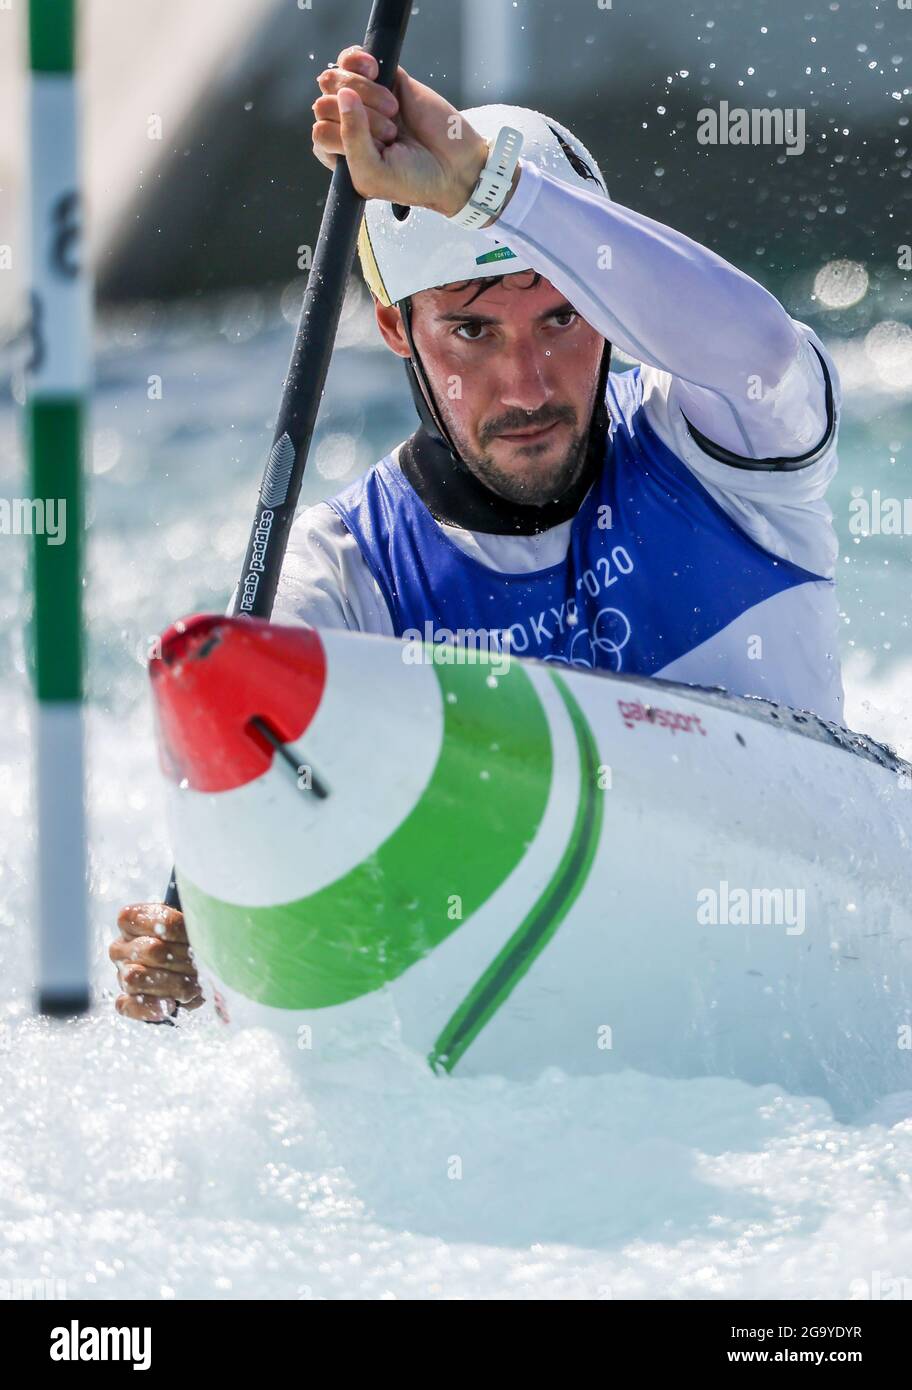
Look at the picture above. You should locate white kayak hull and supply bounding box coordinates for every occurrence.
[151,616,912,1112]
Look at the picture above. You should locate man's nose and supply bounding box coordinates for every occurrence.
[497,344,553,413]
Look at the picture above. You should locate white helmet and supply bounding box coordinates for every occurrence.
[357,104,608,306]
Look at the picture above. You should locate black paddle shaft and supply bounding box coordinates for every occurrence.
[162,0,413,914]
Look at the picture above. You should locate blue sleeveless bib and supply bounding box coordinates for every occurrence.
[327,368,826,674]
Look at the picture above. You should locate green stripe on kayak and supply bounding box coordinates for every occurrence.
[429,671,603,1073]
[178,654,553,1009]
[27,399,84,701]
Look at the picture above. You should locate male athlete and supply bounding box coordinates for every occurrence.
[112,46,842,1020]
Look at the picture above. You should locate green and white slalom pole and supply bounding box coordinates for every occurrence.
[27,0,91,1015]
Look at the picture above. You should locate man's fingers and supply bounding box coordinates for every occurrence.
[313,47,412,179]
[114,987,205,1021]
[313,122,388,156]
[118,963,201,1003]
[314,90,385,190]
[117,903,187,944]
[336,87,383,174]
[317,68,398,118]
[113,903,204,1020]
[337,46,378,79]
[115,993,179,1023]
[179,993,206,1013]
[109,936,193,971]
[312,137,388,173]
[313,145,337,172]
[312,94,398,145]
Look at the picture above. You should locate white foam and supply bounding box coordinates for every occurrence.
[844,653,912,762]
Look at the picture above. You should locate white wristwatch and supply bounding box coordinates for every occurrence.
[447,126,524,229]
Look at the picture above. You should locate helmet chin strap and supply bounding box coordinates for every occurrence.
[398,297,463,460]
[398,296,613,473]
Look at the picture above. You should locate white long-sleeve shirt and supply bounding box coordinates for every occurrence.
[270,159,844,722]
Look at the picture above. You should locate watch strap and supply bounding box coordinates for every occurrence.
[446,125,524,229]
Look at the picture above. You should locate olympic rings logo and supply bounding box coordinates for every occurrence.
[543,606,632,671]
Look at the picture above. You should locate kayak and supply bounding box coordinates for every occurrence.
[150,613,912,1111]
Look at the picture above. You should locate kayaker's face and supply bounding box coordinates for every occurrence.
[375,272,605,506]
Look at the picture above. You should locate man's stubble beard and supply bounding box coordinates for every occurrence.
[435,399,594,508]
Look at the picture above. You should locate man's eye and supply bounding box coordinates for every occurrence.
[454,322,488,340]
[552,311,577,326]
